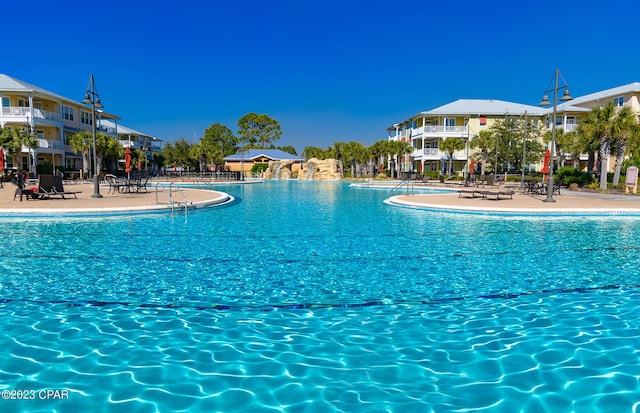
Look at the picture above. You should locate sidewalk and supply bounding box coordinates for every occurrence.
[0,180,229,214]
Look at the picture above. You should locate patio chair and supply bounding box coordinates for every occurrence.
[135,176,150,192]
[38,174,81,199]
[105,174,122,194]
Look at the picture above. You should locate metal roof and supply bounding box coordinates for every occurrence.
[557,82,640,109]
[420,99,545,116]
[0,73,120,120]
[98,119,158,140]
[224,149,303,161]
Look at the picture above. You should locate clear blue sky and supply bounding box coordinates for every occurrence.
[3,0,639,154]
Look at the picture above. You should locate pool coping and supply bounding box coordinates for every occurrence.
[385,194,640,217]
[0,189,234,217]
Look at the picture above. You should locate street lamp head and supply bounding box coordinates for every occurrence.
[95,98,104,109]
[82,93,92,104]
[560,89,573,102]
[539,94,551,107]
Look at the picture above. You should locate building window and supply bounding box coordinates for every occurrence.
[613,96,624,107]
[18,98,29,107]
[62,105,74,121]
[445,118,456,127]
[80,110,93,126]
[2,97,9,107]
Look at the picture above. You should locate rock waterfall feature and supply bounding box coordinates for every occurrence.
[263,160,294,180]
[263,158,342,180]
[298,158,342,181]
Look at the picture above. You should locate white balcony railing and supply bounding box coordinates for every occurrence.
[410,148,467,160]
[97,125,117,134]
[409,125,469,136]
[35,139,65,150]
[1,106,61,122]
[2,106,30,117]
[33,108,61,122]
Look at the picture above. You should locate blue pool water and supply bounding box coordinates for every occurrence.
[1,181,640,412]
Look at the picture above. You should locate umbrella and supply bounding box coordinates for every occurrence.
[541,149,550,175]
[137,160,142,171]
[469,158,475,175]
[125,147,132,179]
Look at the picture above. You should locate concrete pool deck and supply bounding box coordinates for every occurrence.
[0,179,232,215]
[386,186,640,215]
[2,178,640,216]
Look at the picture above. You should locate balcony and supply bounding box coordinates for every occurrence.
[27,139,65,152]
[544,123,577,133]
[407,125,469,138]
[1,106,61,122]
[97,124,117,134]
[411,147,468,161]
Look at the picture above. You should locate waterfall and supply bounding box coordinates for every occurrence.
[274,164,282,180]
[306,162,315,180]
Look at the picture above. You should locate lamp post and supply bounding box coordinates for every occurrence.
[82,74,104,198]
[539,68,573,202]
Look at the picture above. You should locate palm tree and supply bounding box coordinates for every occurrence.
[575,114,600,176]
[0,126,38,174]
[578,103,618,189]
[440,138,465,175]
[610,106,638,185]
[189,142,207,172]
[329,142,346,177]
[302,146,328,160]
[96,132,121,174]
[471,130,493,176]
[388,140,413,178]
[369,140,389,175]
[69,131,92,177]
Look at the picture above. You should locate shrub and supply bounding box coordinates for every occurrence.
[556,167,594,187]
[36,161,53,175]
[250,163,268,174]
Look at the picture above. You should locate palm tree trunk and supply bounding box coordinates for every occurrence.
[83,149,90,177]
[481,150,487,176]
[613,143,626,186]
[587,152,595,176]
[599,139,610,190]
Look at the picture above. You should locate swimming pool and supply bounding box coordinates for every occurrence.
[1,181,639,412]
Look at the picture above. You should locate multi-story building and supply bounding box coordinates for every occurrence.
[388,99,543,175]
[552,82,640,172]
[388,82,640,176]
[0,74,159,175]
[99,119,162,172]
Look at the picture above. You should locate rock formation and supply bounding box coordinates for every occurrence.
[263,158,342,180]
[263,160,294,180]
[298,158,342,181]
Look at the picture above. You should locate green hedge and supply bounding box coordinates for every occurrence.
[555,167,594,187]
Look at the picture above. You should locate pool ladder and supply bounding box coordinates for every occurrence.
[392,179,414,195]
[155,183,190,214]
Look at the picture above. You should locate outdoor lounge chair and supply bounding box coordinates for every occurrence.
[457,189,481,198]
[478,190,514,200]
[38,174,81,199]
